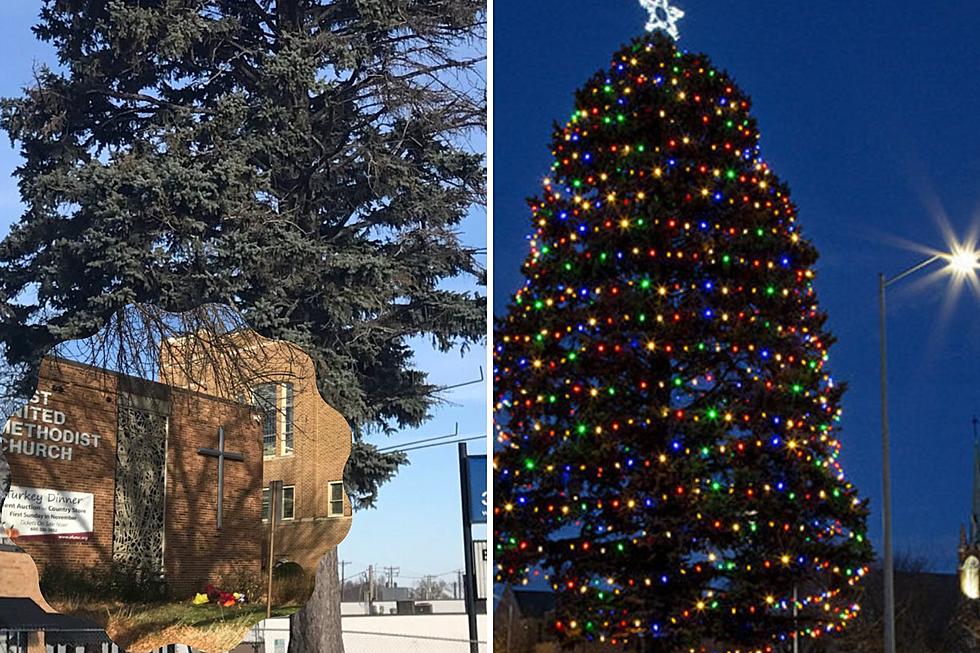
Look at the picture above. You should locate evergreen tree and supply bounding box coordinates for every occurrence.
[0,2,485,650]
[494,33,872,652]
[0,0,485,510]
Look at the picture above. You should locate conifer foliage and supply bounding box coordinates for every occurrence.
[494,34,872,652]
[0,0,486,510]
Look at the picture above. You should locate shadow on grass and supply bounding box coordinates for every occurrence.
[52,599,301,652]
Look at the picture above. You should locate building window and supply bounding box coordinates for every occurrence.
[282,486,295,520]
[263,486,295,521]
[274,640,286,653]
[282,383,294,455]
[328,481,345,517]
[253,383,277,456]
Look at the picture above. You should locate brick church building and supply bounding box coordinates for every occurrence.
[159,331,354,572]
[0,331,352,600]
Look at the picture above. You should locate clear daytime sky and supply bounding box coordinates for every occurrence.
[0,3,487,583]
[494,1,980,571]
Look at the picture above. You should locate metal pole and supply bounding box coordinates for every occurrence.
[879,273,896,653]
[368,565,375,614]
[459,442,480,653]
[792,585,798,653]
[266,480,281,620]
[216,427,225,529]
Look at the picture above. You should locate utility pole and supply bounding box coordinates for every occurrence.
[878,272,896,653]
[383,565,400,588]
[424,575,440,600]
[339,560,351,602]
[367,565,375,613]
[339,560,351,585]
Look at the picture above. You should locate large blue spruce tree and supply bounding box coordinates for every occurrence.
[0,1,485,650]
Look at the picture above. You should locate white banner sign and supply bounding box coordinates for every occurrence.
[1,486,94,542]
[473,540,487,600]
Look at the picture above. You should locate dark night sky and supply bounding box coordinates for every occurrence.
[493,1,980,571]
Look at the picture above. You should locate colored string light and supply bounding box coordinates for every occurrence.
[494,33,872,653]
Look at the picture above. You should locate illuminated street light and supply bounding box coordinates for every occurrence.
[879,241,980,653]
[948,247,980,275]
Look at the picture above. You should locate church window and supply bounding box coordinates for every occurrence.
[262,486,295,521]
[253,383,277,456]
[328,481,345,517]
[282,383,294,455]
[282,486,295,520]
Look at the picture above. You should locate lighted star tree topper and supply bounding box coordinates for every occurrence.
[640,0,685,40]
[493,27,873,653]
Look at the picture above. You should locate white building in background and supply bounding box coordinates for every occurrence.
[234,618,290,653]
[961,442,980,600]
[341,599,468,615]
[236,605,488,653]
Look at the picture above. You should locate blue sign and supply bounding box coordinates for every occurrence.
[467,455,487,524]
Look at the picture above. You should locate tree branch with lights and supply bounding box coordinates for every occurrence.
[494,16,873,653]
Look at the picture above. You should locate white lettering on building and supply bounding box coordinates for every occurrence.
[1,390,101,463]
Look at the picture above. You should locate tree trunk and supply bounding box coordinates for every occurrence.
[288,548,344,653]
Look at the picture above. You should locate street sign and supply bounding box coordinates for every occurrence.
[473,540,487,600]
[458,444,482,653]
[466,455,487,524]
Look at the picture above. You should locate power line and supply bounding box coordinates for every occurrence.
[376,423,462,453]
[395,569,461,580]
[342,568,368,582]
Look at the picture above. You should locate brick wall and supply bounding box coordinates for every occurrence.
[163,388,263,597]
[160,332,354,575]
[274,518,352,571]
[3,359,120,576]
[2,358,263,599]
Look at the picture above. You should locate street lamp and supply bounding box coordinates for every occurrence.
[950,247,980,275]
[879,246,980,653]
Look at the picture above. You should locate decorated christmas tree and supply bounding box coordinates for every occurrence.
[494,4,873,651]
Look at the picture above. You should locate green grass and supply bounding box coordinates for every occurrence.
[53,599,302,652]
[55,597,300,626]
[113,602,299,627]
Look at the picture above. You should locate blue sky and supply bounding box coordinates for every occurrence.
[494,0,980,571]
[0,3,487,582]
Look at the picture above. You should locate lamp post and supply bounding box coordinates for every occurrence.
[879,248,979,653]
